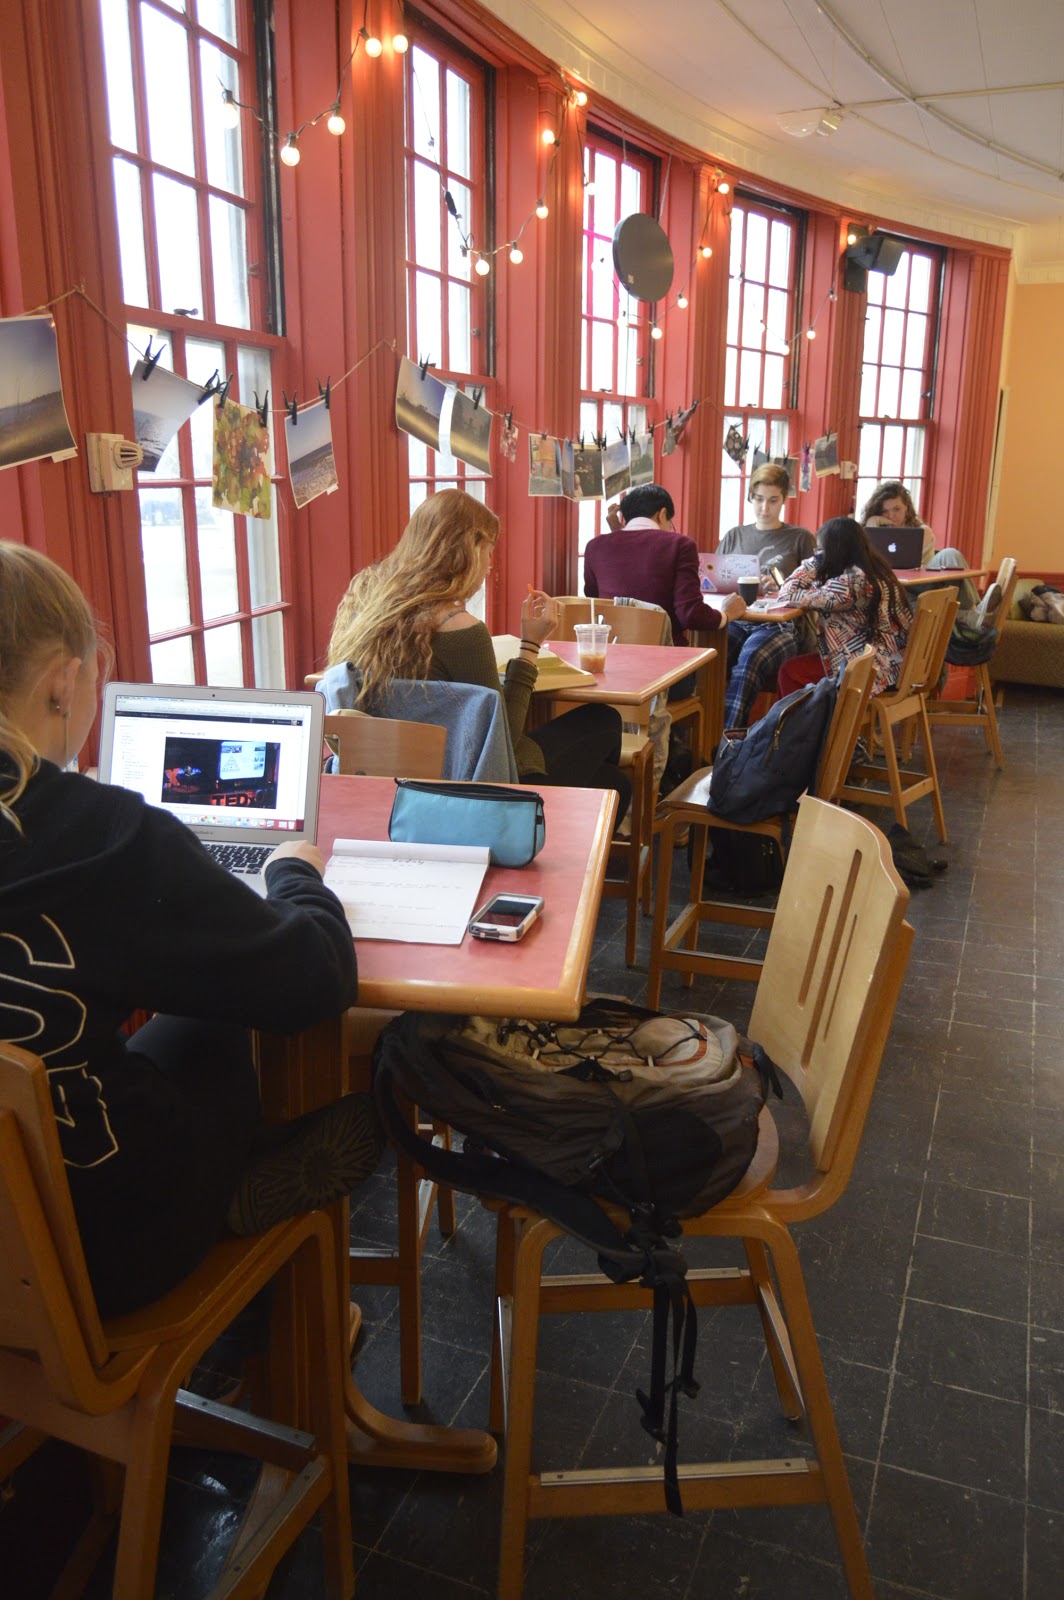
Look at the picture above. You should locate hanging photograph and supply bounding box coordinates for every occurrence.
[447,387,493,475]
[132,359,206,472]
[629,431,654,487]
[213,396,272,520]
[499,415,519,464]
[395,355,447,451]
[813,432,840,476]
[800,445,812,493]
[0,314,77,471]
[285,398,338,509]
[723,423,748,466]
[573,444,604,500]
[528,434,562,496]
[602,439,631,499]
[559,439,576,500]
[774,454,800,491]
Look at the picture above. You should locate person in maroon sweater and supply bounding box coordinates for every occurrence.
[586,484,747,647]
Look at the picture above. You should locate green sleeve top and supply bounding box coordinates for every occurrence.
[429,623,546,776]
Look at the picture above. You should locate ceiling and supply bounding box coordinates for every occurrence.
[480,0,1064,276]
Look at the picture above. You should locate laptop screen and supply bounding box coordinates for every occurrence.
[98,684,324,843]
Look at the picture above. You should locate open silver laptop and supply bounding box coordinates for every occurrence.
[98,683,325,896]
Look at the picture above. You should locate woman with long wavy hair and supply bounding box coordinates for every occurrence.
[326,488,630,819]
[775,516,913,697]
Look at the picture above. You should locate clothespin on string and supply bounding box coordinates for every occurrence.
[283,390,299,425]
[216,373,232,406]
[196,369,220,406]
[504,409,514,431]
[317,377,331,410]
[418,355,433,380]
[141,337,164,378]
[472,385,484,409]
[254,390,270,428]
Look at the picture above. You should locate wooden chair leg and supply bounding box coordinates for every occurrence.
[497,1214,556,1600]
[299,1227,356,1600]
[489,1208,517,1434]
[978,663,1005,767]
[111,1390,178,1599]
[395,1136,425,1406]
[914,700,948,843]
[761,1222,875,1600]
[743,1238,803,1422]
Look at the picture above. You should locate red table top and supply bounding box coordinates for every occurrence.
[546,640,715,705]
[317,775,616,1021]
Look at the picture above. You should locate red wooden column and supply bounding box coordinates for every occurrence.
[927,250,1010,560]
[684,167,732,547]
[532,80,584,599]
[801,211,865,528]
[0,0,150,679]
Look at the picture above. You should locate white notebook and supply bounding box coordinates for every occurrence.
[324,838,490,944]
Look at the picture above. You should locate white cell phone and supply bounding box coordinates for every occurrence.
[469,892,544,942]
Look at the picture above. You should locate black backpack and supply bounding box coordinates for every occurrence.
[709,673,837,824]
[372,997,781,1512]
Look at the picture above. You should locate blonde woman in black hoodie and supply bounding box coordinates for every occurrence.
[0,542,377,1317]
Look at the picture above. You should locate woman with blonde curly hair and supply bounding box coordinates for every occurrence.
[326,488,630,818]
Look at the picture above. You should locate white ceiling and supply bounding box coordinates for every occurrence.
[480,0,1064,276]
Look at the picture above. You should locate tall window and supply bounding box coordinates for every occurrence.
[404,34,491,546]
[98,0,285,686]
[856,242,942,521]
[720,197,801,540]
[577,133,654,584]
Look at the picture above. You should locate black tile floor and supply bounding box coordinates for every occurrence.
[3,683,1062,1598]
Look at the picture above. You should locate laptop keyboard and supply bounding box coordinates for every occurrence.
[204,842,274,877]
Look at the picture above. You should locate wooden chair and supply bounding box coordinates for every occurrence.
[489,797,912,1600]
[925,556,1017,768]
[552,598,666,965]
[838,585,958,843]
[324,709,447,779]
[647,646,877,1001]
[0,1042,354,1600]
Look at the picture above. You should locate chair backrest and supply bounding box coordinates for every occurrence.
[0,1043,114,1403]
[324,710,447,778]
[552,598,668,647]
[989,556,1018,631]
[813,647,877,804]
[894,586,958,697]
[749,797,912,1205]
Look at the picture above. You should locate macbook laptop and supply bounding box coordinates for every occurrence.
[698,551,761,594]
[98,683,325,895]
[864,525,925,570]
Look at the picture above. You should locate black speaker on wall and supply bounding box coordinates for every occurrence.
[842,231,904,293]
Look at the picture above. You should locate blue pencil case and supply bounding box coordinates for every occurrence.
[388,779,545,868]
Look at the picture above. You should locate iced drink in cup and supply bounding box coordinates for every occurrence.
[574,622,609,673]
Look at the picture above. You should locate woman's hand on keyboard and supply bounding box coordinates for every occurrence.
[266,840,325,876]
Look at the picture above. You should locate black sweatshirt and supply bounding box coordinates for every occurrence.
[0,760,358,1185]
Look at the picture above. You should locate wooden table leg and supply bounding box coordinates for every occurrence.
[255,1023,498,1476]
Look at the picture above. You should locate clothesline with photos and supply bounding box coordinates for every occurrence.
[0,283,845,518]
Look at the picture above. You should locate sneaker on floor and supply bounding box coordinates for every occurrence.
[227,1093,384,1237]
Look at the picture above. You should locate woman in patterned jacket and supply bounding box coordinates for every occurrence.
[774,516,913,697]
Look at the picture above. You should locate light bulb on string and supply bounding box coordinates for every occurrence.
[718,179,730,195]
[279,133,300,167]
[327,104,345,136]
[847,231,858,245]
[363,33,383,57]
[650,323,663,341]
[535,199,549,220]
[392,33,409,53]
[541,128,558,147]
[676,292,688,310]
[220,89,240,130]
[805,327,816,340]
[474,255,491,277]
[700,244,713,259]
[509,242,523,265]
[574,89,588,107]
[583,177,595,198]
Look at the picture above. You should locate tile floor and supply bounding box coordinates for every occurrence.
[3,683,1062,1599]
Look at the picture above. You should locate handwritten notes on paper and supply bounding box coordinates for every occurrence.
[324,838,490,944]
